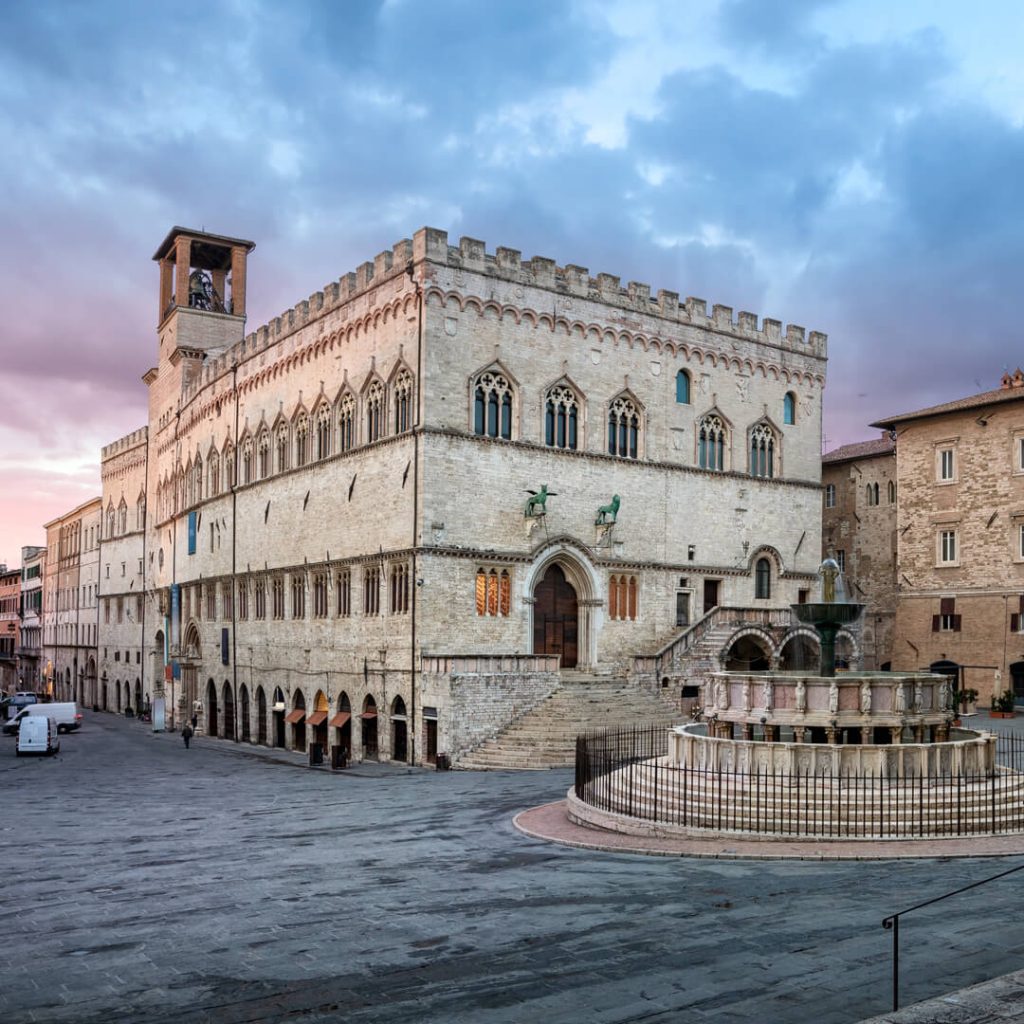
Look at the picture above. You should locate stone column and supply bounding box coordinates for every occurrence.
[793,726,806,744]
[889,727,902,745]
[913,724,924,744]
[159,258,173,321]
[825,726,837,745]
[175,235,191,310]
[860,726,870,745]
[231,245,248,316]
[741,724,753,741]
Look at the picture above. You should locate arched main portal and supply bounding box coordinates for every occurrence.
[532,564,579,668]
[206,678,218,736]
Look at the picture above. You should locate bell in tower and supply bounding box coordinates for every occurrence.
[152,227,256,349]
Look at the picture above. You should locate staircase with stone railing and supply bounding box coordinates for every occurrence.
[456,674,683,770]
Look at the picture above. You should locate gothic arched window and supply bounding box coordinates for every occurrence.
[366,380,385,443]
[117,500,127,535]
[257,429,270,479]
[192,455,203,502]
[339,393,356,452]
[676,369,691,404]
[106,505,115,538]
[698,414,726,471]
[275,423,289,473]
[314,404,331,460]
[241,437,254,484]
[888,479,896,504]
[607,395,639,459]
[608,574,638,620]
[750,423,775,478]
[473,369,513,440]
[294,414,309,468]
[208,451,219,497]
[545,384,579,450]
[394,369,413,434]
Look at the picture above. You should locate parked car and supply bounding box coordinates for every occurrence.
[3,703,81,736]
[16,716,60,756]
[1,692,38,721]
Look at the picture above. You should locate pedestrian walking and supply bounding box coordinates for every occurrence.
[182,723,193,749]
[191,712,198,732]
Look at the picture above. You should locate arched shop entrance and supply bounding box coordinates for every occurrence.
[361,695,378,760]
[330,692,352,760]
[222,680,235,740]
[272,686,286,748]
[391,696,408,762]
[309,690,329,753]
[206,678,218,736]
[287,690,307,751]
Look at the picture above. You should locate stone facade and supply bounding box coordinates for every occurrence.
[42,498,101,703]
[16,546,45,690]
[0,565,20,692]
[873,371,1024,705]
[102,226,827,764]
[821,434,897,669]
[98,428,149,714]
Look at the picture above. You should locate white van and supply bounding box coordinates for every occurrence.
[17,716,60,756]
[2,702,81,736]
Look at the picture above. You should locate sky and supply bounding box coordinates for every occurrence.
[2,0,1023,565]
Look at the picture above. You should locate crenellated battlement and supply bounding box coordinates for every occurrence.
[415,228,827,357]
[180,225,826,404]
[101,426,149,461]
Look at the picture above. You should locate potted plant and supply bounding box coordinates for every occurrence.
[991,689,1017,719]
[949,687,979,726]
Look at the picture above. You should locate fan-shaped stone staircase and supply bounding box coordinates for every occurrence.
[456,674,683,770]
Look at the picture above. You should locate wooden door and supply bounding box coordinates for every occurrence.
[703,579,720,614]
[533,565,578,668]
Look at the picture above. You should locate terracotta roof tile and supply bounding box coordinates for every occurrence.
[822,437,895,464]
[871,384,1024,428]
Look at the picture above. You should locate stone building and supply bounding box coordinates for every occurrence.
[98,428,149,714]
[42,498,101,703]
[17,546,45,690]
[110,226,828,764]
[873,370,1024,704]
[0,565,19,692]
[821,433,897,669]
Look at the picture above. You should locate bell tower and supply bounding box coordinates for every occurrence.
[152,227,256,353]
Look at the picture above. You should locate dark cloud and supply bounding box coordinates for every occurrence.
[1,0,1023,557]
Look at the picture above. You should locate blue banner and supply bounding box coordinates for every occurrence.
[187,511,197,554]
[171,584,180,651]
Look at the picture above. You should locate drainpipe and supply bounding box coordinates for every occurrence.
[231,361,239,742]
[407,262,423,766]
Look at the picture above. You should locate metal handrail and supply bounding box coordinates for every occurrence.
[882,859,1024,1011]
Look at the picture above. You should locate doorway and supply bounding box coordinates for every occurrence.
[1011,662,1024,705]
[703,579,720,614]
[391,697,408,762]
[532,564,578,668]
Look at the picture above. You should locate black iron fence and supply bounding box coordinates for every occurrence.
[574,725,1024,839]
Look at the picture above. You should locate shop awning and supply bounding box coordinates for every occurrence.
[328,711,351,728]
[306,710,327,726]
[360,710,377,720]
[284,709,305,724]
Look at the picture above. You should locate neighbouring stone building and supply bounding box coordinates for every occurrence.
[43,498,101,703]
[17,546,45,690]
[98,428,149,714]
[0,565,20,692]
[872,370,1024,704]
[103,225,829,765]
[821,433,897,670]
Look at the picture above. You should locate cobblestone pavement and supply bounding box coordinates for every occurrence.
[4,710,1024,1024]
